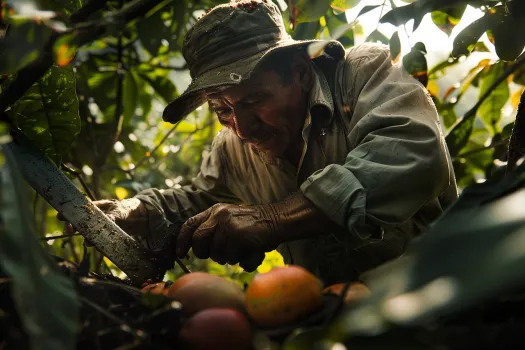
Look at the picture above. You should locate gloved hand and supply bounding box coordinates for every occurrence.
[176,203,283,272]
[57,198,149,238]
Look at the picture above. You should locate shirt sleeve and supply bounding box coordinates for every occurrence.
[300,43,452,240]
[134,131,241,247]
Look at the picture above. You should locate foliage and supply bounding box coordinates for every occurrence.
[1,0,525,348]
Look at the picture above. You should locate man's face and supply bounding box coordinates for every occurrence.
[205,68,308,160]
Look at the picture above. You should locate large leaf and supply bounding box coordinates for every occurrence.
[366,29,389,45]
[138,71,178,104]
[290,0,331,26]
[380,0,470,31]
[6,65,81,165]
[325,11,354,47]
[452,5,503,58]
[0,140,78,350]
[0,20,53,74]
[477,61,509,136]
[389,31,401,63]
[123,70,139,124]
[492,12,525,61]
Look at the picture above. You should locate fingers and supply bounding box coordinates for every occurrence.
[239,251,265,272]
[177,209,212,259]
[210,231,228,265]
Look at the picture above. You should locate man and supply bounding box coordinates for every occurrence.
[81,0,458,285]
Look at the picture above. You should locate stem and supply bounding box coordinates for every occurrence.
[134,121,181,169]
[453,137,510,160]
[41,233,82,241]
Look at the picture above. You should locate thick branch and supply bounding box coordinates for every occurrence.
[507,89,525,172]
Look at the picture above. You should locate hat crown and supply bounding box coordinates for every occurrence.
[183,0,289,78]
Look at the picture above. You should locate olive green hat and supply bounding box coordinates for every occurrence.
[162,0,343,123]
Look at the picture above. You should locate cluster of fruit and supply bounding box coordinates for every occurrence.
[141,265,371,350]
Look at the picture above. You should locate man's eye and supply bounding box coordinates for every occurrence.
[215,108,232,119]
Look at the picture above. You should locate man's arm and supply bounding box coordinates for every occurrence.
[300,43,454,240]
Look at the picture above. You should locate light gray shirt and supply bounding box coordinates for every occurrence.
[135,43,458,283]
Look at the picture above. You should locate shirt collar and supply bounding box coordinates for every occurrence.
[308,61,334,122]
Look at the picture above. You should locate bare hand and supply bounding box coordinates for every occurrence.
[176,203,283,272]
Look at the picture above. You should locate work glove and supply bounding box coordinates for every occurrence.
[176,203,283,272]
[57,198,149,238]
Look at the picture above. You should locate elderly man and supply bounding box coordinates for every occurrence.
[88,0,457,285]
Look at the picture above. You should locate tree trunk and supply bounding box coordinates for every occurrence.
[507,89,525,172]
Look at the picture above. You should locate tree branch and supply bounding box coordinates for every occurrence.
[507,89,525,172]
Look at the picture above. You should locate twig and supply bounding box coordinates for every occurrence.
[61,163,97,201]
[453,137,510,160]
[79,296,135,328]
[41,233,82,241]
[134,121,181,169]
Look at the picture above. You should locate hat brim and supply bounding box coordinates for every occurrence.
[162,39,337,124]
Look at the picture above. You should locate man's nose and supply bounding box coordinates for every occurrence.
[232,107,260,141]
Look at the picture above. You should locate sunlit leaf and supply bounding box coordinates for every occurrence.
[330,0,360,13]
[6,65,81,165]
[477,61,509,136]
[512,87,525,110]
[53,34,77,67]
[1,142,78,350]
[356,4,381,19]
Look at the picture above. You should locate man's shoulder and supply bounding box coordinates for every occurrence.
[344,42,390,66]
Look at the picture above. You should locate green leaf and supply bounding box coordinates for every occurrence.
[138,72,178,104]
[292,21,321,41]
[477,61,509,136]
[445,112,475,157]
[0,141,78,350]
[431,5,466,36]
[389,31,401,62]
[452,6,503,58]
[6,65,81,165]
[137,6,173,56]
[381,0,469,31]
[325,11,354,47]
[492,13,525,61]
[366,29,389,45]
[331,0,360,13]
[123,70,138,124]
[290,0,332,25]
[439,102,458,129]
[0,20,53,74]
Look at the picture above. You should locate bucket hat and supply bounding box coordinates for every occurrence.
[162,0,343,123]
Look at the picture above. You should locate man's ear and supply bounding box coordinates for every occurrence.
[293,53,314,92]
